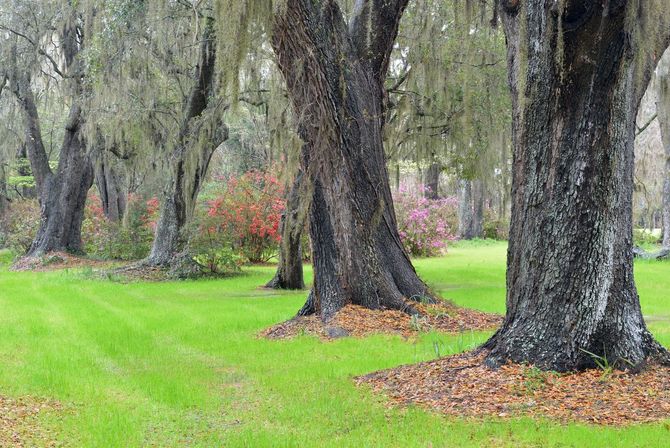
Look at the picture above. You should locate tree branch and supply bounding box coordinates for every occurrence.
[349,0,410,82]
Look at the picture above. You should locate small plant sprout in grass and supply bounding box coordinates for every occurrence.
[409,294,433,305]
[579,348,635,381]
[409,314,430,332]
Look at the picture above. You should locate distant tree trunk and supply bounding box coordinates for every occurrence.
[483,1,670,371]
[424,156,441,199]
[0,164,9,218]
[472,179,484,238]
[266,170,307,290]
[147,19,228,265]
[658,49,670,248]
[94,150,126,222]
[458,179,475,239]
[273,0,432,320]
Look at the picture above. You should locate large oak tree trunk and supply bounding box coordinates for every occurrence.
[28,105,94,255]
[147,19,227,265]
[266,170,307,290]
[273,0,431,320]
[658,50,670,248]
[483,1,670,371]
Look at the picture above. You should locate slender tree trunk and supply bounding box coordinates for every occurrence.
[458,179,475,239]
[147,19,227,265]
[14,144,36,199]
[273,0,431,320]
[657,49,670,248]
[266,170,307,290]
[424,156,441,199]
[0,164,8,218]
[483,1,670,371]
[94,150,126,222]
[472,179,484,238]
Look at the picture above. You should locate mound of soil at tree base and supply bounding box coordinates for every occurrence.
[356,351,670,425]
[261,302,503,340]
[0,395,62,447]
[10,252,120,272]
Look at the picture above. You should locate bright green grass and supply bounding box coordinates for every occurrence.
[0,242,669,447]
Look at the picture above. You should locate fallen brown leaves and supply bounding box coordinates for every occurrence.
[356,350,670,425]
[261,302,502,340]
[0,395,62,447]
[10,252,118,272]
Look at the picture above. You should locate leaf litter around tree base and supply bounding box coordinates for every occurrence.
[261,301,502,340]
[356,350,670,425]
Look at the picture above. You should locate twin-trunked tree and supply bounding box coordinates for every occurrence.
[272,0,432,319]
[483,0,670,371]
[6,5,94,256]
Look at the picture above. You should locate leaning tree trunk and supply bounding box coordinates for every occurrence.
[273,0,431,320]
[458,179,475,239]
[658,49,670,248]
[266,170,307,290]
[94,150,126,222]
[483,1,670,371]
[147,19,227,265]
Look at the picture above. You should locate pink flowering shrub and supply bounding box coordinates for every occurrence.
[393,185,458,257]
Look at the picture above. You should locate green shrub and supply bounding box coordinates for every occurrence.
[0,199,41,254]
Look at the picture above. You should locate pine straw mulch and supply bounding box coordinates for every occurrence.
[356,350,670,426]
[10,252,119,273]
[0,395,62,447]
[261,301,503,340]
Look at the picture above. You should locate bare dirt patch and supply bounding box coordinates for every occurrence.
[0,394,62,447]
[261,302,502,340]
[356,350,670,425]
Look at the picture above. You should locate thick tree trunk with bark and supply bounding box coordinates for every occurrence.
[28,105,94,255]
[658,50,670,248]
[483,1,670,371]
[147,20,227,265]
[273,0,431,320]
[266,170,307,290]
[94,150,126,222]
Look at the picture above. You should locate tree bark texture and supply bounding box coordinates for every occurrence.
[273,0,431,320]
[657,49,670,248]
[484,1,670,371]
[147,19,227,265]
[266,170,307,290]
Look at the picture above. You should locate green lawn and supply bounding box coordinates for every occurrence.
[0,242,669,447]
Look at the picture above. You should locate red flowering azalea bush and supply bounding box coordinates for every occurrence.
[393,184,458,257]
[203,170,285,263]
